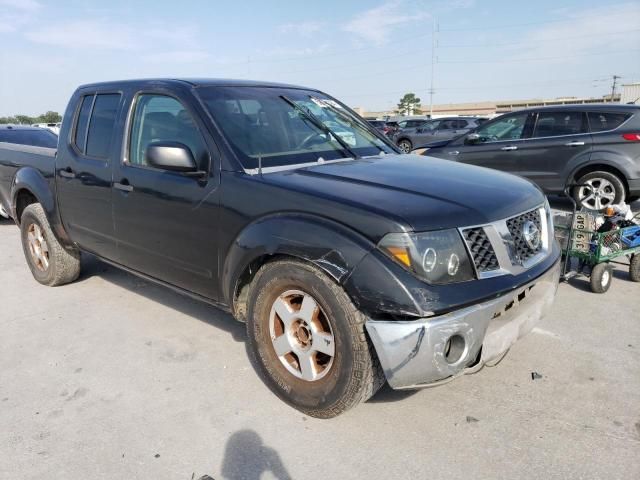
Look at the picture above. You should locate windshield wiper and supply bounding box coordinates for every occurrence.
[280,95,359,159]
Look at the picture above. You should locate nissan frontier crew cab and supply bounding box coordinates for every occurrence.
[0,79,561,418]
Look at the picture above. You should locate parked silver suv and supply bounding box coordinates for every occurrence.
[395,117,483,153]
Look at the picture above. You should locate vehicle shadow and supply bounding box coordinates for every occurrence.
[366,383,419,403]
[216,429,292,480]
[77,254,247,343]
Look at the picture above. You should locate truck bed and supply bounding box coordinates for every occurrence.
[0,142,56,218]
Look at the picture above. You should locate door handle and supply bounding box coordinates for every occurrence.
[114,180,133,193]
[500,146,518,151]
[447,151,460,156]
[59,167,75,179]
[565,141,585,147]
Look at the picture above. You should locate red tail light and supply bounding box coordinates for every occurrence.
[622,133,640,141]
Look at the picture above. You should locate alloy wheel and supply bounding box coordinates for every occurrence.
[578,178,617,210]
[27,223,50,271]
[268,289,335,382]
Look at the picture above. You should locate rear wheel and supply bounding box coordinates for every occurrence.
[590,263,612,293]
[20,203,80,286]
[397,138,413,154]
[630,255,640,282]
[246,259,385,418]
[573,171,625,211]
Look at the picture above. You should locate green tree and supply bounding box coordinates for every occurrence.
[38,111,62,123]
[14,115,35,125]
[397,93,421,115]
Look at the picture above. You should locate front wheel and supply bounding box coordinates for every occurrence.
[20,203,81,286]
[246,260,385,418]
[590,263,612,293]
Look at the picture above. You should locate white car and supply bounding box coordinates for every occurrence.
[32,123,61,135]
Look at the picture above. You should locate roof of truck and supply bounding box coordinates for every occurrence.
[78,78,316,91]
[0,124,44,130]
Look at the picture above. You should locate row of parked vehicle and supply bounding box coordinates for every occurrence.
[368,104,640,210]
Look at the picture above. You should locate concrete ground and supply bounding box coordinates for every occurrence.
[1,202,639,480]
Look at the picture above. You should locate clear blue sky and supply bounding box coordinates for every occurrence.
[1,0,639,116]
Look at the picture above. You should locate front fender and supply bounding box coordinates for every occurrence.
[12,167,73,247]
[222,213,376,306]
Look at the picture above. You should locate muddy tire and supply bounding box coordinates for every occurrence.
[20,203,80,286]
[630,255,640,282]
[246,259,385,418]
[590,263,612,293]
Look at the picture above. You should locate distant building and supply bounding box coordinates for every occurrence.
[356,93,623,119]
[621,83,640,104]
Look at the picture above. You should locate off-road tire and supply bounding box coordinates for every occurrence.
[590,263,612,293]
[246,259,385,418]
[397,138,413,154]
[629,255,640,282]
[573,171,626,211]
[20,203,80,286]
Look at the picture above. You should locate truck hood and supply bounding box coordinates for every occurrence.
[262,154,545,232]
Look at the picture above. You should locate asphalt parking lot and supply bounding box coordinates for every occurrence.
[1,199,639,480]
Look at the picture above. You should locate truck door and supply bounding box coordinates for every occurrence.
[56,92,122,260]
[112,92,220,300]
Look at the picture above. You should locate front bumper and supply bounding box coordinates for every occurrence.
[365,259,561,389]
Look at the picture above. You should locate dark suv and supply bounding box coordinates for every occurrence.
[419,105,640,210]
[395,117,482,153]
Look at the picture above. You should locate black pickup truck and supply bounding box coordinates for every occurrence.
[0,79,561,418]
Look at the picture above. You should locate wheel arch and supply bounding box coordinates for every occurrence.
[11,167,74,248]
[222,214,376,321]
[569,163,630,196]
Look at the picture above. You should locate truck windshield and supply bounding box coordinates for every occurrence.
[197,86,395,169]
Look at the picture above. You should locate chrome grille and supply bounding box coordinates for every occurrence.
[506,208,543,263]
[463,228,500,272]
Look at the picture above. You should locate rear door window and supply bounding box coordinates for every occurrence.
[85,94,121,158]
[533,111,586,138]
[588,112,631,132]
[74,95,94,153]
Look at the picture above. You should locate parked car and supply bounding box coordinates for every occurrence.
[0,125,58,219]
[395,117,482,154]
[367,119,391,135]
[32,122,62,135]
[418,105,640,210]
[0,78,560,417]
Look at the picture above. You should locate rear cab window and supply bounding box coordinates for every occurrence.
[587,112,632,132]
[73,93,121,158]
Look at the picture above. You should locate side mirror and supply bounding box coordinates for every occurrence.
[465,133,481,145]
[145,141,200,174]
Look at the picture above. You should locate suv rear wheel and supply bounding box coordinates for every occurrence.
[397,138,413,154]
[246,259,385,418]
[573,171,625,211]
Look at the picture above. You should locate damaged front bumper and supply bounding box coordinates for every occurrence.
[365,259,561,389]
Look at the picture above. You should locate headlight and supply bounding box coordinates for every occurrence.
[378,229,475,284]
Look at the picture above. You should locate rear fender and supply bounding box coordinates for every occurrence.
[12,167,73,247]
